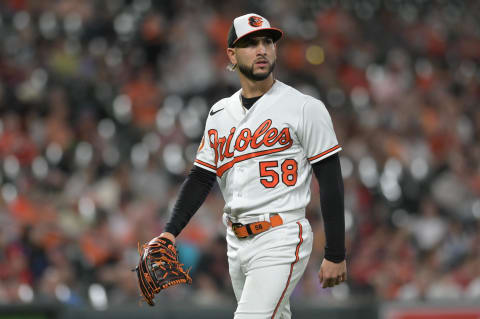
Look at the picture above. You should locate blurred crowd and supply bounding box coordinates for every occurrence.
[0,0,480,309]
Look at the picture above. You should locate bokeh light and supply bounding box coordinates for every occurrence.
[305,45,325,65]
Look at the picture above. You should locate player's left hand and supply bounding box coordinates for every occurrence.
[318,259,347,288]
[134,236,192,306]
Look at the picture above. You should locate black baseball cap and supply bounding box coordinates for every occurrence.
[227,13,283,48]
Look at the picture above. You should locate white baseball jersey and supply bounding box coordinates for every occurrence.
[194,80,341,220]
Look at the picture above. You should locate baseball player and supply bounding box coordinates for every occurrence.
[156,13,346,318]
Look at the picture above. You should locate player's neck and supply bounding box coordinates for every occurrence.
[239,75,275,98]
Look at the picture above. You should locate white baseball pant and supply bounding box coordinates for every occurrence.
[226,217,313,319]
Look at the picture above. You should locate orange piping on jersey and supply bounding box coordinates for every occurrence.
[197,137,205,151]
[194,159,217,171]
[271,221,303,319]
[307,144,341,162]
[216,140,293,177]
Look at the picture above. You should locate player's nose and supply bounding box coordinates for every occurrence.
[256,42,267,55]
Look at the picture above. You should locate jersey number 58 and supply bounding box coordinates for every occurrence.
[259,159,298,188]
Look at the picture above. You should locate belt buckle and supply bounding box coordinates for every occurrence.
[231,222,243,230]
[231,222,249,239]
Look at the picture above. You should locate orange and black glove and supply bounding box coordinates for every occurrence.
[134,237,192,306]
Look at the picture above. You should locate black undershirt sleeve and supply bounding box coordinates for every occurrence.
[312,153,346,263]
[164,165,217,237]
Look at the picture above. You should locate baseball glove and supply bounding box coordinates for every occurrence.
[135,236,192,306]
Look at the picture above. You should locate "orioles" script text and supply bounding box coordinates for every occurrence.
[207,119,293,176]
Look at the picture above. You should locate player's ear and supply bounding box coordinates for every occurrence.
[226,47,237,65]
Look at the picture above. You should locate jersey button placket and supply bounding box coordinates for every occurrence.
[232,166,240,199]
[236,166,244,198]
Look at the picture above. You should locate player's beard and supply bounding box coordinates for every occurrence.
[237,59,276,81]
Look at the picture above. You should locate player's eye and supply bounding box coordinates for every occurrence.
[236,39,255,48]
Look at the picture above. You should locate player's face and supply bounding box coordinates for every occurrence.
[234,36,276,81]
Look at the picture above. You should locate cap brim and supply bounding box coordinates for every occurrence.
[231,28,283,47]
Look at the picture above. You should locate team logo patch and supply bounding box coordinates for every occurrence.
[248,16,263,27]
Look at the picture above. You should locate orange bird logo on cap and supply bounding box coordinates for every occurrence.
[248,16,263,27]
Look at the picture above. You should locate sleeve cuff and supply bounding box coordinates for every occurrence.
[194,159,217,174]
[308,145,342,164]
[324,248,346,263]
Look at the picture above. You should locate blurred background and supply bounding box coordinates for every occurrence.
[0,0,479,318]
